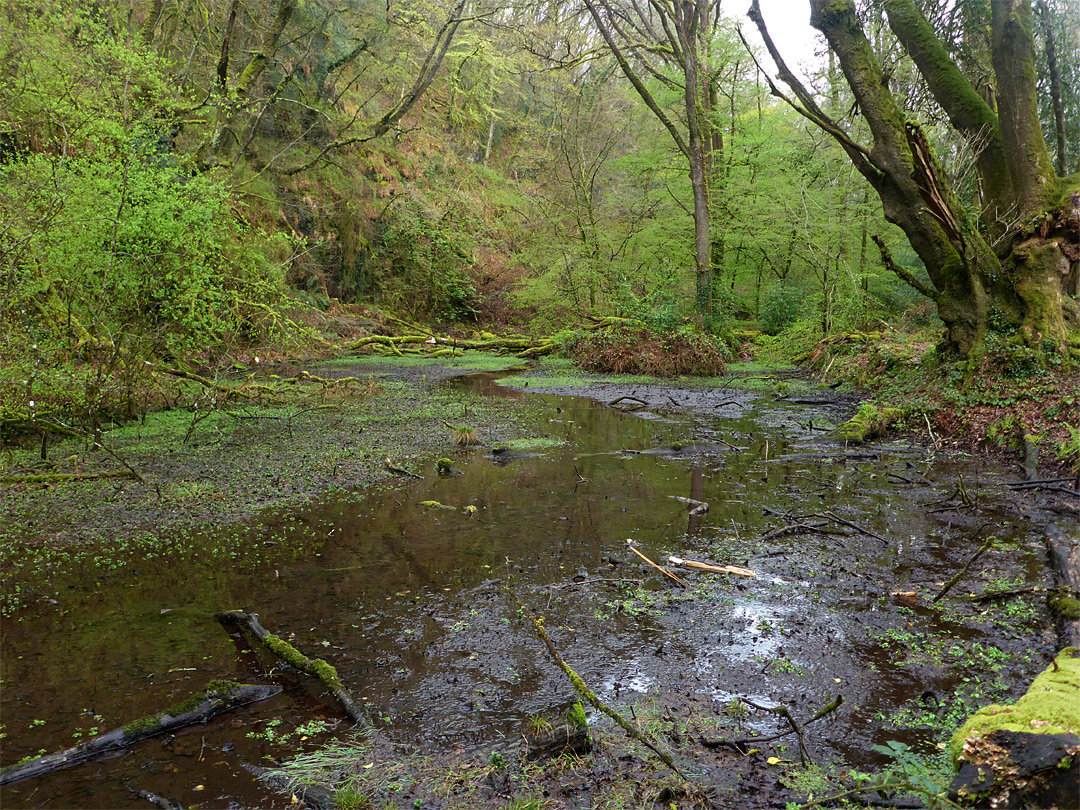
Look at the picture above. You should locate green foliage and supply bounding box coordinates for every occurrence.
[760,286,805,336]
[1055,423,1080,471]
[363,199,480,321]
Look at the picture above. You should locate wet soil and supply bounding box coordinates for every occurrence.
[1,359,1075,809]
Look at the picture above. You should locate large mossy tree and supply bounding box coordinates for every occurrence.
[750,0,1079,362]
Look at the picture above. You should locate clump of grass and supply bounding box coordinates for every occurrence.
[443,421,480,446]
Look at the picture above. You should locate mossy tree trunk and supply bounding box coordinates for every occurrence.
[750,0,1079,360]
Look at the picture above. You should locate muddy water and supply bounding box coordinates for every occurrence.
[0,373,1055,808]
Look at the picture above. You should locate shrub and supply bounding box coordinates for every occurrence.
[567,326,727,377]
[760,286,804,335]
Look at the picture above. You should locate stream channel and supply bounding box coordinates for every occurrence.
[0,369,1060,808]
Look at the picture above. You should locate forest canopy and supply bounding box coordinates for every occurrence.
[1,0,1078,424]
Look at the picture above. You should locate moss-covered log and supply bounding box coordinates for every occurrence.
[0,682,279,786]
[948,648,1080,807]
[216,610,367,725]
[834,404,903,443]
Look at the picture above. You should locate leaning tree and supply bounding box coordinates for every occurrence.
[749,0,1079,362]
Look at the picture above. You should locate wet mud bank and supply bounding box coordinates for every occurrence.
[1,362,1075,809]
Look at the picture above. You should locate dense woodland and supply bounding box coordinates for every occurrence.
[1,0,1078,431]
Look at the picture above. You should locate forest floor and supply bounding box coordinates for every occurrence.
[2,346,1077,810]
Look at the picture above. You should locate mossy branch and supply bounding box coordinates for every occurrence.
[0,682,279,786]
[523,606,686,778]
[216,610,367,726]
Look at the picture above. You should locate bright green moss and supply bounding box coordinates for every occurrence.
[950,648,1080,766]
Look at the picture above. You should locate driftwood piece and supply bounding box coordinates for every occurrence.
[216,611,367,725]
[625,540,687,588]
[0,682,279,786]
[1046,522,1080,647]
[669,495,709,515]
[667,556,756,578]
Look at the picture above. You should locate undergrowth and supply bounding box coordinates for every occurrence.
[566,326,728,377]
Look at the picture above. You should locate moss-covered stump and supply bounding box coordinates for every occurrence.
[834,403,903,444]
[948,648,1080,807]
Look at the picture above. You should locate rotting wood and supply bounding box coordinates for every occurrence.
[216,611,367,725]
[1045,522,1080,647]
[0,682,279,786]
[667,556,756,578]
[625,540,687,588]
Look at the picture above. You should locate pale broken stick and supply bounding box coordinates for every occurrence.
[625,539,688,588]
[670,495,709,515]
[667,556,756,578]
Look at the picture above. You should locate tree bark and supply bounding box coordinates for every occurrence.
[752,0,1079,359]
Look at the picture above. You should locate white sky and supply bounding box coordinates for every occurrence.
[732,0,823,82]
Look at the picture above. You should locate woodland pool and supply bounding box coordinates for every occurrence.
[0,369,1060,808]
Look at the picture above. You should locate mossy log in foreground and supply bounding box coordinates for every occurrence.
[948,648,1080,807]
[216,610,366,725]
[0,681,280,786]
[834,404,903,444]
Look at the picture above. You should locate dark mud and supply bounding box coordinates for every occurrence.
[1,360,1075,809]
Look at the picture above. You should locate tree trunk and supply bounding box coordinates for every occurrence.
[752,0,1079,359]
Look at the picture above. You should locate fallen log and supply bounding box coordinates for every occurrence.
[948,648,1080,808]
[0,681,279,786]
[667,556,756,578]
[1046,522,1080,647]
[216,611,366,725]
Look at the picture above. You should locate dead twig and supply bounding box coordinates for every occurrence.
[384,458,422,479]
[701,695,843,766]
[814,511,888,543]
[626,540,688,588]
[932,524,994,604]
